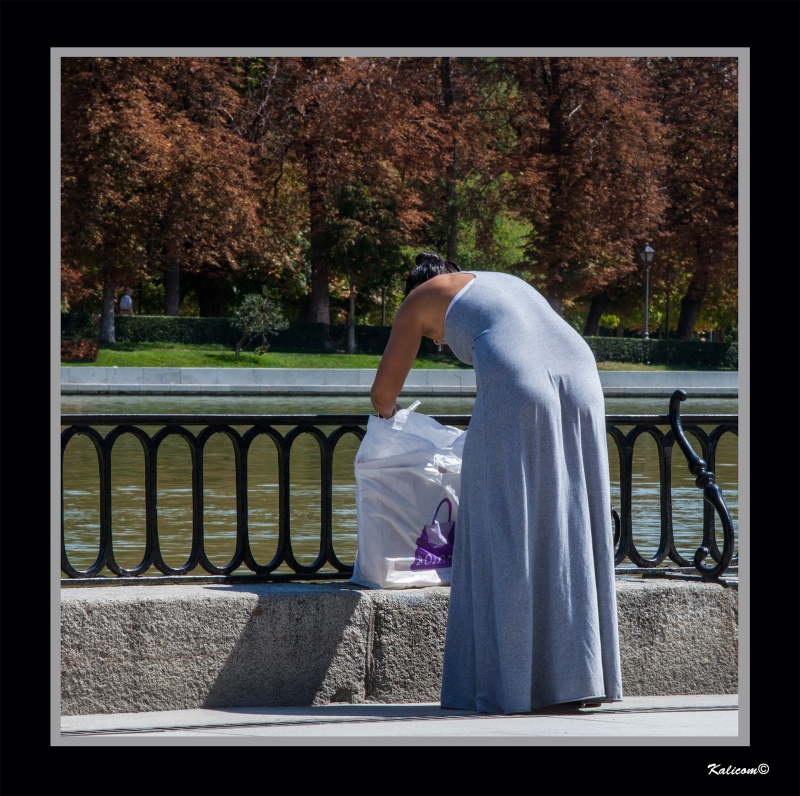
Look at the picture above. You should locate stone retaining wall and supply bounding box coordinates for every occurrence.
[60,367,737,397]
[61,580,738,716]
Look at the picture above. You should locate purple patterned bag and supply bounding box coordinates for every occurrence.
[411,498,455,570]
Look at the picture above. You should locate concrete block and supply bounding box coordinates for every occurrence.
[678,371,737,388]
[358,370,378,386]
[426,370,463,387]
[322,370,362,386]
[286,369,318,385]
[61,579,737,716]
[106,368,144,385]
[62,367,736,398]
[65,367,109,384]
[64,384,109,394]
[144,368,181,385]
[597,371,737,391]
[252,369,286,386]
[598,372,629,387]
[615,580,738,696]
[402,371,429,387]
[366,588,450,703]
[61,583,374,716]
[179,369,218,385]
[219,370,256,386]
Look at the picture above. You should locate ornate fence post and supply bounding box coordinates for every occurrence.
[668,390,736,578]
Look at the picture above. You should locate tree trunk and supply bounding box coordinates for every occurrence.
[583,295,605,336]
[544,264,564,316]
[381,288,386,326]
[164,258,180,316]
[347,280,356,354]
[304,139,331,324]
[303,59,331,325]
[196,279,227,317]
[546,294,564,316]
[441,57,458,262]
[616,324,624,337]
[99,277,118,344]
[675,272,709,341]
[542,59,567,318]
[446,142,458,262]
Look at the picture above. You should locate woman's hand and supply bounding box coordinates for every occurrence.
[376,402,404,419]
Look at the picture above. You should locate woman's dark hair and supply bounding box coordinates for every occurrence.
[404,252,461,296]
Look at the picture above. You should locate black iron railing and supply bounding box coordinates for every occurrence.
[607,390,738,578]
[61,390,737,583]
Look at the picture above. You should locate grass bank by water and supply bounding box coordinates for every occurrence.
[62,343,733,370]
[64,343,468,369]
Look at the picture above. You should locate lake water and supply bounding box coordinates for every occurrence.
[61,394,739,576]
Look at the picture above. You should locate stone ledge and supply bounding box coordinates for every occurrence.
[60,368,737,398]
[59,384,479,396]
[60,580,738,716]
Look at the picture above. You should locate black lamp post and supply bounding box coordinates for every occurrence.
[639,244,655,340]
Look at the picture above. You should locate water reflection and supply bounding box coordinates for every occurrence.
[155,434,195,570]
[246,433,281,569]
[61,394,738,576]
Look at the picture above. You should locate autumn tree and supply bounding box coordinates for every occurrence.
[241,57,444,325]
[496,57,668,325]
[407,57,515,270]
[144,58,272,317]
[63,56,735,343]
[649,57,738,340]
[61,57,172,342]
[62,57,282,339]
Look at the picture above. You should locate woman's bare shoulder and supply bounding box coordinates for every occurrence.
[410,272,475,301]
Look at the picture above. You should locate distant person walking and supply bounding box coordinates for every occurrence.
[118,288,134,316]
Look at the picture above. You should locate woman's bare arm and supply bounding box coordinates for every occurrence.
[370,276,462,418]
[370,295,424,418]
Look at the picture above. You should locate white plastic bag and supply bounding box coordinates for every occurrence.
[351,403,467,589]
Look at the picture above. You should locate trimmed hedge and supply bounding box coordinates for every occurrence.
[114,316,241,345]
[61,314,395,353]
[60,314,737,367]
[584,338,737,369]
[273,322,340,352]
[61,312,97,339]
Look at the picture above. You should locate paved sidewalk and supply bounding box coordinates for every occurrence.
[61,694,738,738]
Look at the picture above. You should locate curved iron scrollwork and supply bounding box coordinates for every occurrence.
[606,406,737,576]
[62,407,737,582]
[668,390,736,578]
[61,415,374,581]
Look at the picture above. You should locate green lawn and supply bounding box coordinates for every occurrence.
[62,343,731,370]
[64,343,469,369]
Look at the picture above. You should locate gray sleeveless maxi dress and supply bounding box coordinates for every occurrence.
[441,271,622,713]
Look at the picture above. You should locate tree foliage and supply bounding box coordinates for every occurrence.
[61,56,738,342]
[648,57,738,339]
[230,289,289,355]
